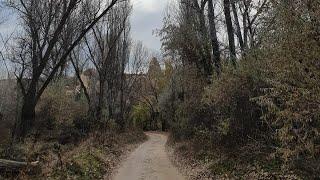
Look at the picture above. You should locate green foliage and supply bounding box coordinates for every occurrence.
[130,103,150,130]
[70,152,106,179]
[52,150,106,180]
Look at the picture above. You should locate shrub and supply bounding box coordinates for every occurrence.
[35,80,88,140]
[58,125,83,145]
[52,151,106,180]
[250,2,320,174]
[200,65,268,147]
[161,65,206,140]
[130,103,150,130]
[73,115,91,135]
[38,80,87,124]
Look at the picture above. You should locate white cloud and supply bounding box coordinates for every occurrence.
[132,0,161,13]
[131,0,169,51]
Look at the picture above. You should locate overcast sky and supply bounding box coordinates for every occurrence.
[0,0,169,77]
[131,0,169,51]
[0,0,169,49]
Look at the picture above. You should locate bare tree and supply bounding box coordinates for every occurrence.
[238,0,269,49]
[70,45,91,106]
[231,0,245,53]
[207,0,221,75]
[191,0,213,77]
[160,0,214,78]
[223,0,237,66]
[6,0,124,140]
[117,41,147,127]
[82,0,131,123]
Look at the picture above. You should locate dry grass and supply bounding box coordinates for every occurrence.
[166,135,301,180]
[0,130,147,180]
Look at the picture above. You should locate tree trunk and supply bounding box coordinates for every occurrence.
[231,0,245,53]
[96,80,106,122]
[0,159,39,171]
[193,0,213,77]
[200,12,213,77]
[224,0,237,66]
[161,118,167,131]
[245,7,254,48]
[14,91,37,141]
[107,89,113,121]
[243,0,249,50]
[118,83,125,129]
[208,0,222,75]
[118,49,127,130]
[70,56,91,105]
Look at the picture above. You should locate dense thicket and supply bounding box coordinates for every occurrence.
[157,0,320,178]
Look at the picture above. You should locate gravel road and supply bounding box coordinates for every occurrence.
[113,132,185,180]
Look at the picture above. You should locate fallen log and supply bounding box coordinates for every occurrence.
[0,159,39,171]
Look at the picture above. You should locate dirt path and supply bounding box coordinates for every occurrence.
[113,132,185,180]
